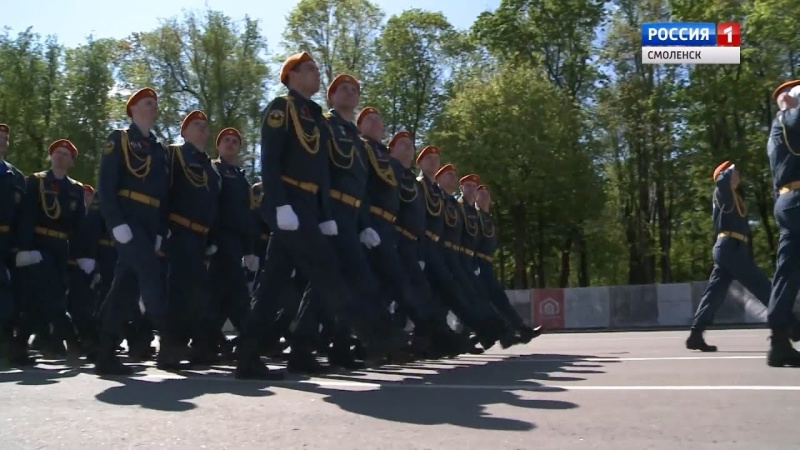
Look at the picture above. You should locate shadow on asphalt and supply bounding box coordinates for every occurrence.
[0,352,617,430]
[284,352,615,431]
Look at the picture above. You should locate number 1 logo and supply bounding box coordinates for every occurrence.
[717,22,741,46]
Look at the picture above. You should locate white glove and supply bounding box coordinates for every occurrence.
[112,224,133,244]
[319,220,338,236]
[205,245,217,256]
[155,235,163,251]
[243,254,259,272]
[418,261,425,271]
[276,205,299,231]
[474,267,480,276]
[15,250,42,267]
[76,258,96,275]
[290,268,296,278]
[359,227,381,248]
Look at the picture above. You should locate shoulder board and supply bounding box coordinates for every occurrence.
[33,171,47,178]
[67,177,82,187]
[252,181,263,188]
[323,112,333,119]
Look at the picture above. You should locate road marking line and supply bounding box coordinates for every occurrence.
[546,333,765,342]
[128,375,800,391]
[509,355,764,362]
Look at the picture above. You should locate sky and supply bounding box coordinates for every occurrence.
[3,0,501,51]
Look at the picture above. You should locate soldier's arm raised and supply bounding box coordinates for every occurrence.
[260,97,290,213]
[97,131,125,229]
[714,168,734,208]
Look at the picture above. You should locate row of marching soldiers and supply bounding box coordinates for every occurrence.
[0,50,540,379]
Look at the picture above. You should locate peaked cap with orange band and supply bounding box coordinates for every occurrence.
[434,163,456,179]
[327,74,360,101]
[712,160,734,181]
[459,174,480,185]
[126,87,157,118]
[356,107,380,126]
[0,124,9,134]
[216,127,242,147]
[388,131,413,148]
[280,52,314,85]
[773,80,800,100]
[181,110,207,134]
[416,145,439,163]
[48,139,78,158]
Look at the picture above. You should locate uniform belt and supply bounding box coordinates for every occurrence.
[35,226,68,240]
[395,225,417,241]
[443,241,462,252]
[0,225,9,233]
[118,189,161,207]
[168,213,210,235]
[778,181,800,195]
[369,206,396,223]
[260,233,269,241]
[99,238,113,247]
[425,230,440,242]
[718,231,748,243]
[460,247,475,257]
[281,175,318,194]
[476,252,493,263]
[330,189,362,208]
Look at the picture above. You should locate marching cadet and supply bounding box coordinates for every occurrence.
[0,123,25,362]
[96,87,177,375]
[13,139,85,362]
[164,110,222,367]
[474,184,540,344]
[235,52,397,380]
[766,80,800,367]
[435,163,509,349]
[387,131,465,357]
[317,76,408,370]
[208,127,258,359]
[454,174,494,309]
[65,184,100,358]
[687,162,799,352]
[416,147,489,354]
[358,107,430,349]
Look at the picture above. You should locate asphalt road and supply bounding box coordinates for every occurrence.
[2,328,798,449]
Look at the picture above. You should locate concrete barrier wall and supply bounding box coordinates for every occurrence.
[523,281,777,331]
[223,281,779,333]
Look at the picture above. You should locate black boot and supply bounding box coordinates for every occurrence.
[686,329,717,352]
[234,336,285,380]
[328,332,365,370]
[767,329,800,367]
[517,325,542,344]
[6,330,34,366]
[156,335,188,371]
[287,349,331,374]
[94,334,133,376]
